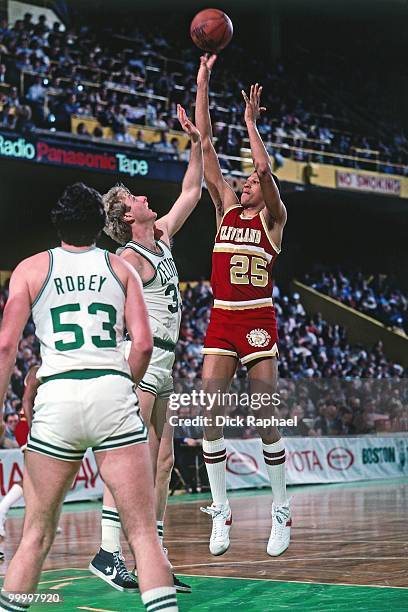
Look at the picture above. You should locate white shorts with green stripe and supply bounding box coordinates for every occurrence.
[27,373,147,461]
[126,341,175,399]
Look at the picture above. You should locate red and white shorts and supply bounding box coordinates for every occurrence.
[202,306,278,366]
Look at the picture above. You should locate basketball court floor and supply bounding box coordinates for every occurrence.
[1,477,407,611]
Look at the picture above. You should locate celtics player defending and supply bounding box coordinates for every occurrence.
[0,183,178,612]
[90,104,203,593]
[196,55,291,557]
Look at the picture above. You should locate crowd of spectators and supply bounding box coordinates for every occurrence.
[304,269,408,335]
[1,274,406,449]
[0,13,407,173]
[175,281,407,439]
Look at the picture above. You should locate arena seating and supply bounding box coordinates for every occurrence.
[1,15,407,175]
[303,269,408,334]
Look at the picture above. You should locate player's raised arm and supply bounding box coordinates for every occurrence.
[196,54,239,224]
[0,262,32,415]
[242,84,287,244]
[156,105,203,239]
[109,253,153,385]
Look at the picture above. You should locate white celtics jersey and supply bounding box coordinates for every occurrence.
[33,246,130,379]
[123,239,181,344]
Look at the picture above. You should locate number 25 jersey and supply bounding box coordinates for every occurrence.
[211,206,280,311]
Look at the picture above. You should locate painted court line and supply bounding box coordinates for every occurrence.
[77,607,119,612]
[35,566,408,593]
[178,572,408,590]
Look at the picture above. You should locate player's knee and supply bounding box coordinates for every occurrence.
[21,524,55,554]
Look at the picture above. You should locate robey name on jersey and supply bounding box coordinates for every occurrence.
[53,274,108,295]
[219,225,262,245]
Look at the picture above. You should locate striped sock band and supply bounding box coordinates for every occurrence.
[262,439,287,506]
[202,438,227,506]
[157,520,164,546]
[142,586,177,611]
[0,591,31,611]
[101,506,121,553]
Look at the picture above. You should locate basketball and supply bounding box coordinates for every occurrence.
[190,8,233,53]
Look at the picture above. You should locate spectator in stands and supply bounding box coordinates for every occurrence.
[26,75,46,103]
[134,129,147,149]
[76,121,90,136]
[1,413,20,449]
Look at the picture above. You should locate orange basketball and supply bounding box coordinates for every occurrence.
[190,8,233,53]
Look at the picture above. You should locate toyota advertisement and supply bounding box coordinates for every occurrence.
[224,436,408,488]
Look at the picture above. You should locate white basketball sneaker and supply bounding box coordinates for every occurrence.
[200,502,232,556]
[267,501,292,557]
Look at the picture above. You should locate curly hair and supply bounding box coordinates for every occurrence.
[102,183,132,245]
[51,183,106,246]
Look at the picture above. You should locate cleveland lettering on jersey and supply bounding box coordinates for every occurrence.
[219,225,261,244]
[53,274,107,295]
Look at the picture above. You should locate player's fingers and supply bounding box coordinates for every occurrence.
[208,54,217,67]
[241,90,249,104]
[260,106,267,113]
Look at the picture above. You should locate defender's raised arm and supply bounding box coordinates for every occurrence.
[156,105,203,239]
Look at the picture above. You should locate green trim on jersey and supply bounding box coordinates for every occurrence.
[123,242,157,287]
[32,249,54,309]
[41,368,131,383]
[104,251,126,295]
[153,336,177,352]
[59,246,96,254]
[128,239,165,257]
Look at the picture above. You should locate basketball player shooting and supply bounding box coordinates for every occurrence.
[0,184,178,612]
[89,104,203,594]
[196,54,291,557]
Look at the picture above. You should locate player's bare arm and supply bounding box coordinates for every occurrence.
[0,255,46,410]
[196,54,239,224]
[242,84,287,248]
[108,253,153,385]
[156,104,203,241]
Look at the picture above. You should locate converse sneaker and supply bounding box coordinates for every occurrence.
[133,549,192,593]
[267,501,291,557]
[200,502,232,556]
[89,548,139,592]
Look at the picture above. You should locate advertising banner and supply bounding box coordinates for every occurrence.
[225,435,408,489]
[335,170,401,196]
[0,130,186,182]
[0,449,103,508]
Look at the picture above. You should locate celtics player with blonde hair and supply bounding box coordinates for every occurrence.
[0,183,179,612]
[90,104,203,594]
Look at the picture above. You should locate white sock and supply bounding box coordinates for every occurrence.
[157,520,164,547]
[262,439,288,506]
[142,586,177,611]
[0,484,23,515]
[101,506,121,553]
[202,437,228,506]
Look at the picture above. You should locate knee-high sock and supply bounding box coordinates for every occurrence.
[0,484,23,515]
[202,437,228,506]
[262,439,288,506]
[142,586,178,611]
[101,506,121,552]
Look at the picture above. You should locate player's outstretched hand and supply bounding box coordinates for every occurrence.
[177,104,201,143]
[242,83,267,125]
[197,53,217,85]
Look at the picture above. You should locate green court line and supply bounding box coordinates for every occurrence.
[3,569,406,612]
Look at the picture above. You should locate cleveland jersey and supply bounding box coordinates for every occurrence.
[123,239,181,344]
[211,206,280,310]
[33,247,130,379]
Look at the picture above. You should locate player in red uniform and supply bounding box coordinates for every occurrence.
[196,55,291,557]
